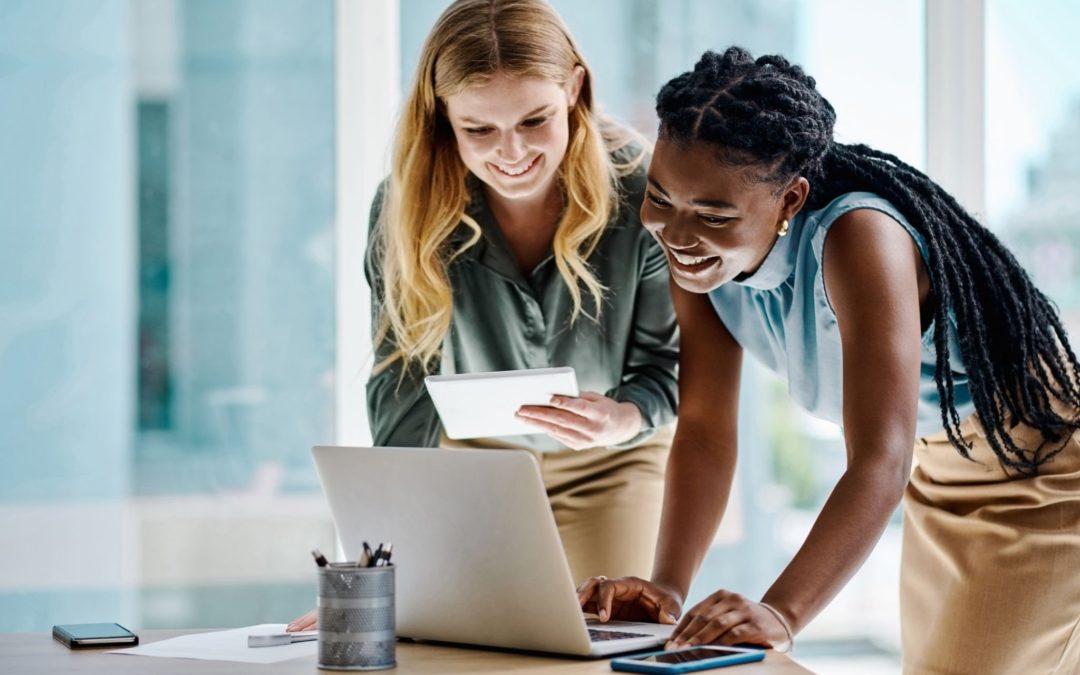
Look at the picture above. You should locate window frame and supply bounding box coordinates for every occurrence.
[335,0,400,445]
[926,0,986,218]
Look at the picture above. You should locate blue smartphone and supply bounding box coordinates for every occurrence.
[611,645,765,673]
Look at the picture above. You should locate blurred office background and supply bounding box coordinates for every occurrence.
[1,1,1077,672]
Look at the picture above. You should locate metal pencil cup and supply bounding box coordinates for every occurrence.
[317,563,396,670]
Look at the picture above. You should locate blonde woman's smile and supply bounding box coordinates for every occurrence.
[491,154,541,179]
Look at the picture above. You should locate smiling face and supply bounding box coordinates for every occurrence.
[640,137,809,294]
[443,70,583,204]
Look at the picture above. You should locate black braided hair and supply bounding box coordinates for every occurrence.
[657,47,1080,474]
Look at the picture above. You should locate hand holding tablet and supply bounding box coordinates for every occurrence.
[517,391,645,450]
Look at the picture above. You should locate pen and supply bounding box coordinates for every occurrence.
[248,632,318,648]
[311,549,328,567]
[375,542,393,567]
[370,543,384,568]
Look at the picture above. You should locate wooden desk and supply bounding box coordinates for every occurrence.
[1,630,814,674]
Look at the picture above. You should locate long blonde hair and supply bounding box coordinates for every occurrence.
[373,0,645,376]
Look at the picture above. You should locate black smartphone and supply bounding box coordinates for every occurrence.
[52,623,139,649]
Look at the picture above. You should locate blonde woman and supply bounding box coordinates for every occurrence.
[287,0,677,632]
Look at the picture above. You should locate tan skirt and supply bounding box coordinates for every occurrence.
[902,410,1080,674]
[440,425,674,586]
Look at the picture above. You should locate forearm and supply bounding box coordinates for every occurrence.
[614,235,679,433]
[366,362,442,447]
[651,426,737,601]
[761,459,907,633]
[607,367,678,447]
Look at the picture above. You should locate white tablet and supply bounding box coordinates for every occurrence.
[425,367,579,440]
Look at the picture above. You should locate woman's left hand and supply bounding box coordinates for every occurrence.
[515,391,642,450]
[665,590,791,651]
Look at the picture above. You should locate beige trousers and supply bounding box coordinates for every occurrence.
[902,409,1080,675]
[440,425,673,586]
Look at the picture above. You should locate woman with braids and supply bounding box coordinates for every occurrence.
[286,0,679,633]
[579,47,1080,674]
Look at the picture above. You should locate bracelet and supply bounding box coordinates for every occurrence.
[758,601,794,653]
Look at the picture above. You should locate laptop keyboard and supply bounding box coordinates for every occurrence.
[588,628,653,642]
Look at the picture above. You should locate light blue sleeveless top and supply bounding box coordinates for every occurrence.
[708,191,974,437]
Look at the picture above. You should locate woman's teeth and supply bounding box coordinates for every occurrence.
[495,156,536,176]
[671,251,715,266]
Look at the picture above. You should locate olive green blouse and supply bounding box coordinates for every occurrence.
[365,154,678,451]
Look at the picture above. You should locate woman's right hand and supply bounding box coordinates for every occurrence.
[576,575,683,625]
[286,609,317,632]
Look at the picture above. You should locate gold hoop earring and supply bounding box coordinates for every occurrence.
[777,219,790,237]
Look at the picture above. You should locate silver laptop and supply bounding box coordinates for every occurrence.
[311,445,673,657]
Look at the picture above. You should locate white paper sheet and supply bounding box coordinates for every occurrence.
[108,624,318,664]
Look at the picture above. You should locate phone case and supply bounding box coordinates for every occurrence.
[610,646,766,673]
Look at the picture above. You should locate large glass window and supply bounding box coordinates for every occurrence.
[986,0,1080,328]
[0,0,336,632]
